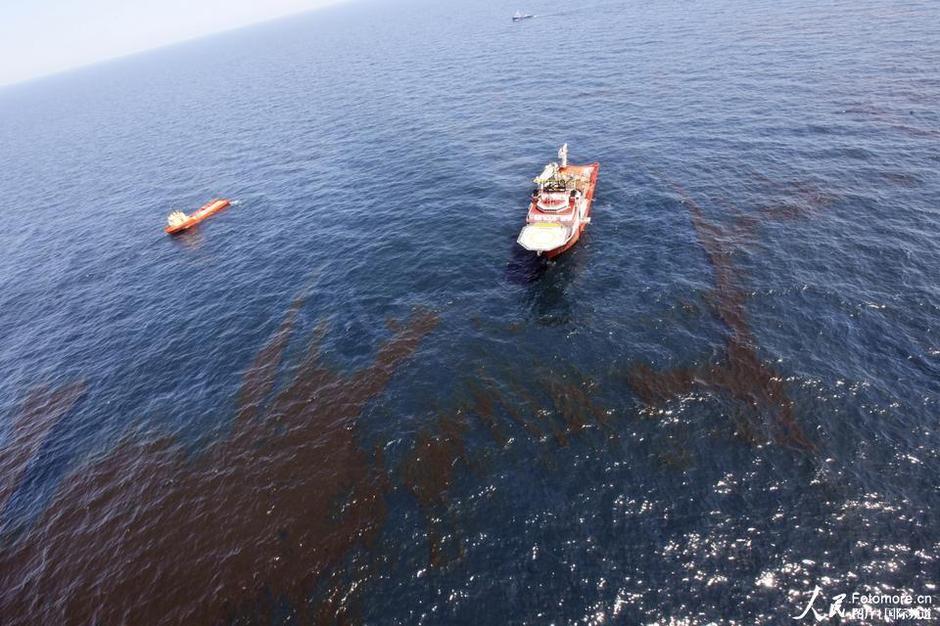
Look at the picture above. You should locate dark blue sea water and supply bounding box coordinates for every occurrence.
[1,0,938,623]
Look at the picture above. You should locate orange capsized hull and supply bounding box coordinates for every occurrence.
[165,199,231,235]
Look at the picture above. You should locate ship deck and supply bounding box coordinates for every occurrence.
[558,164,596,191]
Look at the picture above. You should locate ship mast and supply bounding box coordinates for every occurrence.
[558,143,568,168]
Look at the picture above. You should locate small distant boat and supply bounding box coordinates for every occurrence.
[165,198,231,235]
[517,145,599,258]
[512,11,534,21]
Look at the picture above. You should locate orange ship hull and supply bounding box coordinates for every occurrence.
[165,199,231,235]
[517,157,599,258]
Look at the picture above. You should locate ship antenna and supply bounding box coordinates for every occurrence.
[559,143,568,168]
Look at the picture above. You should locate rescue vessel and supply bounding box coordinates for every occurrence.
[516,145,599,258]
[165,199,231,235]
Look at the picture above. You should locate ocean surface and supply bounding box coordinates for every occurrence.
[1,0,938,623]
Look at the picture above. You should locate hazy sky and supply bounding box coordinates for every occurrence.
[0,0,345,86]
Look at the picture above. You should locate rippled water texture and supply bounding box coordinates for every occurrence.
[0,0,938,623]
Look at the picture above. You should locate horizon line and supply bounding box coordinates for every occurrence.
[0,0,353,91]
